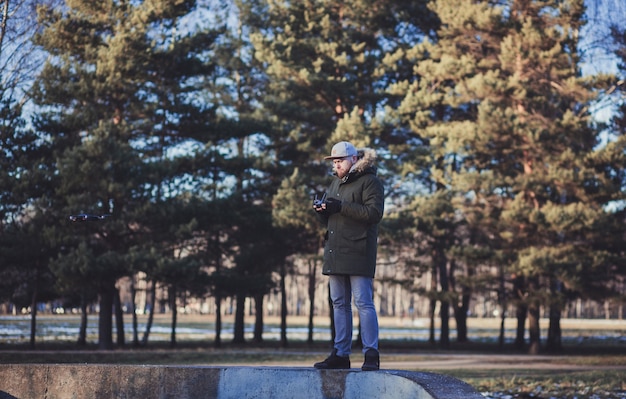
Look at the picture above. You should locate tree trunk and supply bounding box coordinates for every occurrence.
[527,277,541,355]
[428,298,437,345]
[130,276,139,346]
[428,264,437,345]
[307,258,317,344]
[546,304,562,352]
[214,292,222,348]
[280,261,288,347]
[437,251,450,349]
[498,265,506,349]
[513,275,527,350]
[98,282,115,350]
[29,284,38,349]
[515,303,527,349]
[233,291,246,344]
[439,299,450,349]
[78,293,88,346]
[141,280,156,346]
[546,279,562,353]
[114,288,125,347]
[169,286,177,348]
[527,302,540,354]
[450,259,470,343]
[253,293,264,343]
[454,299,468,343]
[213,244,223,348]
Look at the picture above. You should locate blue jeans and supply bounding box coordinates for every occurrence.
[329,275,379,357]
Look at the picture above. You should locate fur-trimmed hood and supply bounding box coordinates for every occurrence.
[351,147,377,175]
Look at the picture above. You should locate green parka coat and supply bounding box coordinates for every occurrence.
[319,148,384,278]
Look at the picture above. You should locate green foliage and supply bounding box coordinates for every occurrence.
[1,0,626,352]
[384,0,626,349]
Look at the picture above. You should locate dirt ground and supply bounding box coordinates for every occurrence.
[349,353,626,371]
[208,352,626,371]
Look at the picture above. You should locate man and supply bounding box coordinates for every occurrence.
[312,141,384,371]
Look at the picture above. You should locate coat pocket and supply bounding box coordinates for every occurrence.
[340,228,367,255]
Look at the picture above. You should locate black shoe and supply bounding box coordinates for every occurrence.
[361,349,379,371]
[314,349,350,369]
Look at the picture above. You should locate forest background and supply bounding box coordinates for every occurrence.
[1,0,626,355]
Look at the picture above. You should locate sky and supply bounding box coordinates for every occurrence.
[579,0,625,125]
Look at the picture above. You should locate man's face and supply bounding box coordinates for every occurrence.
[332,156,355,179]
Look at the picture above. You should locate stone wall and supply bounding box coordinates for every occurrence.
[0,364,484,399]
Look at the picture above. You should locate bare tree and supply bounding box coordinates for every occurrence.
[0,0,58,104]
[581,0,626,74]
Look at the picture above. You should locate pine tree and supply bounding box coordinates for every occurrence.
[183,0,282,347]
[0,0,62,348]
[601,20,626,318]
[246,0,437,169]
[392,0,616,352]
[390,0,505,347]
[31,0,225,349]
[493,0,616,353]
[245,0,439,344]
[272,167,323,345]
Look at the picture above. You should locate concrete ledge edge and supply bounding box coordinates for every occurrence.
[0,364,484,399]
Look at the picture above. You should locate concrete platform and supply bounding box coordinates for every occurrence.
[0,364,484,399]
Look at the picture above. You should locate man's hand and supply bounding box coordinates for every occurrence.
[324,198,342,215]
[313,193,326,212]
